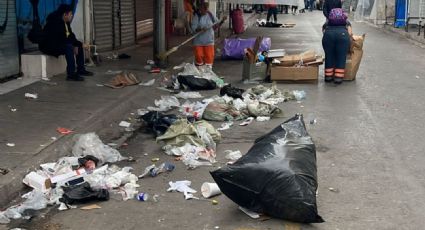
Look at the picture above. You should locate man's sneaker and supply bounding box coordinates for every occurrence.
[77,70,94,76]
[66,73,85,81]
[333,77,343,85]
[325,76,333,82]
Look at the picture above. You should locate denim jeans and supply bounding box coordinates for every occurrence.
[64,43,84,75]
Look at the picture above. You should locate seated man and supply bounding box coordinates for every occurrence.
[39,4,93,81]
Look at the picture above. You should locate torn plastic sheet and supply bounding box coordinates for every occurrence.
[167,180,197,200]
[147,96,180,112]
[72,133,126,165]
[217,121,234,131]
[0,190,48,223]
[164,143,215,168]
[175,91,203,99]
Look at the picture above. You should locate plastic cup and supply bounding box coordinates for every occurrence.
[201,182,221,198]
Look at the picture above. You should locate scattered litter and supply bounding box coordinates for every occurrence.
[139,162,175,178]
[119,121,131,128]
[147,96,180,112]
[147,60,155,65]
[201,182,221,198]
[239,117,254,126]
[108,143,118,147]
[144,65,152,70]
[10,108,17,112]
[310,119,317,125]
[60,182,109,205]
[167,180,197,200]
[104,72,140,88]
[57,127,73,135]
[80,204,102,210]
[72,133,126,164]
[144,153,149,156]
[0,190,48,223]
[212,199,219,205]
[96,84,104,87]
[217,121,233,131]
[292,90,306,101]
[153,194,160,202]
[224,150,242,161]
[239,206,260,219]
[220,84,245,99]
[151,158,160,162]
[121,182,140,201]
[139,79,156,86]
[415,76,420,79]
[118,53,131,59]
[175,91,203,99]
[328,187,339,193]
[137,109,149,116]
[24,93,38,99]
[106,70,123,75]
[137,192,149,201]
[6,143,15,147]
[51,137,57,141]
[214,226,220,229]
[149,68,161,73]
[256,116,270,122]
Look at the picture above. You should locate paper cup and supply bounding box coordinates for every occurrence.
[201,182,221,198]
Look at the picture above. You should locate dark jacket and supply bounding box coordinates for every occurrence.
[39,10,81,57]
[323,0,342,18]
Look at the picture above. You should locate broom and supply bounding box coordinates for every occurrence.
[157,20,223,60]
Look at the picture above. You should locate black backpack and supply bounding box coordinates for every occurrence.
[27,0,46,44]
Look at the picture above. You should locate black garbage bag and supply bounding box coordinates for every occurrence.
[210,114,324,223]
[220,84,245,99]
[141,111,178,137]
[60,182,109,205]
[177,75,217,90]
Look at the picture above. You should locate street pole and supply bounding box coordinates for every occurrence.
[154,0,166,67]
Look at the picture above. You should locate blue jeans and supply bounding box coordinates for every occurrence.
[64,43,85,75]
[322,27,350,77]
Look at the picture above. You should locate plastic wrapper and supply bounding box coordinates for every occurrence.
[222,37,271,60]
[211,114,324,223]
[60,182,109,205]
[72,133,126,165]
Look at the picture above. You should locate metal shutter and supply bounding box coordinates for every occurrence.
[113,0,120,48]
[0,0,20,80]
[93,0,113,51]
[136,0,154,39]
[119,0,135,47]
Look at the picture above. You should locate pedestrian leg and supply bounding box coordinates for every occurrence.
[64,44,76,76]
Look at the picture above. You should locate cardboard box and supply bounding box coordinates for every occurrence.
[277,50,317,67]
[271,65,319,82]
[242,58,268,81]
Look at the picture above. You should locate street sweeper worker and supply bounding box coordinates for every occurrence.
[191,2,227,68]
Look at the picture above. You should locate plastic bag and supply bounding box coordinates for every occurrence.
[211,115,324,223]
[148,96,180,112]
[141,111,178,137]
[222,37,271,60]
[121,182,140,201]
[178,75,217,90]
[175,91,203,99]
[220,85,245,99]
[72,133,126,165]
[178,63,202,76]
[60,182,109,205]
[2,190,48,222]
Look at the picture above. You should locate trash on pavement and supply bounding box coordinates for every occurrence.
[167,180,197,200]
[104,72,140,88]
[211,114,324,223]
[139,79,156,86]
[203,100,243,122]
[139,162,175,178]
[224,150,242,161]
[136,192,149,201]
[141,111,178,137]
[256,116,271,122]
[292,90,306,101]
[178,75,217,90]
[137,109,149,116]
[220,84,245,99]
[6,143,15,147]
[24,93,38,99]
[23,172,52,192]
[147,96,180,112]
[0,168,9,175]
[80,204,102,210]
[119,121,131,128]
[175,91,203,99]
[121,182,140,201]
[57,127,73,135]
[217,121,233,131]
[72,133,126,164]
[60,182,109,205]
[179,101,208,119]
[0,190,48,223]
[239,117,254,126]
[201,182,221,198]
[106,70,123,75]
[151,157,160,162]
[239,206,260,219]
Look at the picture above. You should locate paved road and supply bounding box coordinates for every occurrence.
[6,11,425,230]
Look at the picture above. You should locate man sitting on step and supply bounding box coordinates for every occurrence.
[39,4,93,81]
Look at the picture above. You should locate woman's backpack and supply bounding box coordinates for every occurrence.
[328,8,347,26]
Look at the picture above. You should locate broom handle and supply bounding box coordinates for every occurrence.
[179,20,224,47]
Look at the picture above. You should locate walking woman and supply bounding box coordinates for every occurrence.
[322,8,352,84]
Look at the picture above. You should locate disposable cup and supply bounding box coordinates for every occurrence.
[201,182,221,198]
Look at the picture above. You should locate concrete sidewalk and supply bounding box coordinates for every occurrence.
[0,13,259,208]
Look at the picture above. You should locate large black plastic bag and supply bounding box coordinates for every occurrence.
[177,75,217,90]
[141,111,178,137]
[60,182,109,205]
[211,114,324,223]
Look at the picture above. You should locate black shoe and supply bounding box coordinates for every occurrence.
[67,73,85,81]
[77,70,94,76]
[333,77,343,85]
[325,76,333,82]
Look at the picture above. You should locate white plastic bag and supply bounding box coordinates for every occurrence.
[175,91,203,99]
[148,96,180,112]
